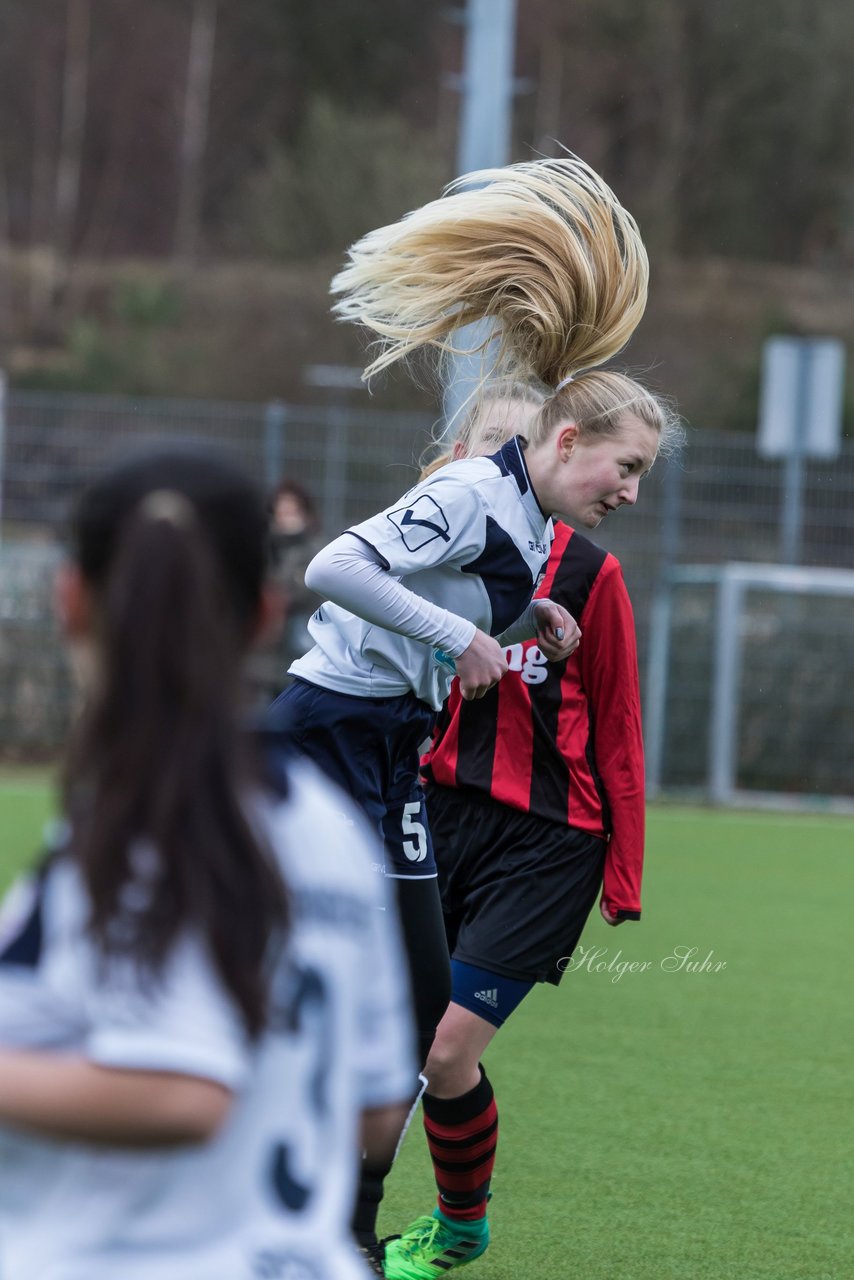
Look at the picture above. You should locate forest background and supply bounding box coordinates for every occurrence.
[1,0,853,430]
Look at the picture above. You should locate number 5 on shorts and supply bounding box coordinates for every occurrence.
[402,801,427,862]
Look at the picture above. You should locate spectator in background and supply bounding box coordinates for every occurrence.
[269,479,326,668]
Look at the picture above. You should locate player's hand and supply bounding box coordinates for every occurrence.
[533,601,581,660]
[455,630,508,701]
[599,900,625,927]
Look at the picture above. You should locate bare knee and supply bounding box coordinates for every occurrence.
[424,1028,482,1099]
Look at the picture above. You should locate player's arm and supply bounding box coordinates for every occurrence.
[0,863,244,1147]
[305,533,477,655]
[306,474,509,697]
[577,560,645,923]
[497,597,581,659]
[0,1052,232,1145]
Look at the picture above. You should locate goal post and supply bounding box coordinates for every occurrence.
[645,562,854,813]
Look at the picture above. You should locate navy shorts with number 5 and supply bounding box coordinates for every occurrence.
[270,679,437,879]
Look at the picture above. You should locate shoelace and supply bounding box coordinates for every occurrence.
[399,1218,444,1257]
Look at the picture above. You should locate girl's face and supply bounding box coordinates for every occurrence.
[273,493,309,536]
[538,414,659,527]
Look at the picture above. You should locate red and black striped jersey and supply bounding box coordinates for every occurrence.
[422,522,645,920]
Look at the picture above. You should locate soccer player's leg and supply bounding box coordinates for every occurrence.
[382,969,532,1279]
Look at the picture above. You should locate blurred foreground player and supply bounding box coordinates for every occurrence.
[0,447,413,1280]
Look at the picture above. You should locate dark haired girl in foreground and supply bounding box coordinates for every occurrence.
[0,447,413,1280]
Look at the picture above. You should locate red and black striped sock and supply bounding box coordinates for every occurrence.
[422,1067,497,1222]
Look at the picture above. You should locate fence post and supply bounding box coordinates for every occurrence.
[708,567,745,805]
[263,400,287,491]
[323,407,348,534]
[643,459,683,795]
[643,574,673,798]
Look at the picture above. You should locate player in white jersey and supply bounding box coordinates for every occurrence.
[291,435,558,711]
[0,448,414,1280]
[269,154,660,1268]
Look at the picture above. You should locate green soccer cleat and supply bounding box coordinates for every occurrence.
[381,1210,489,1278]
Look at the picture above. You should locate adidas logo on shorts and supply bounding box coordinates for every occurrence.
[473,988,498,1009]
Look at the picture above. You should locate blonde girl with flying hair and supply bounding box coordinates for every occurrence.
[268,153,665,1271]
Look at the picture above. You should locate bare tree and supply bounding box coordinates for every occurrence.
[533,36,564,158]
[54,0,91,272]
[174,0,217,265]
[0,156,11,355]
[28,25,59,329]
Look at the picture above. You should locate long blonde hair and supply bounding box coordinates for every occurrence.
[331,155,648,390]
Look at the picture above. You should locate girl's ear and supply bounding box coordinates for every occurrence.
[451,440,466,460]
[556,421,579,461]
[54,564,92,639]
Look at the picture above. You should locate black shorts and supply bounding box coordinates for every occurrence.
[426,783,606,985]
[272,679,437,878]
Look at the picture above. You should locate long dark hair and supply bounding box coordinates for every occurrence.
[64,446,288,1038]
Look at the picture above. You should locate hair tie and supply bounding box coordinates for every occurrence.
[554,374,575,394]
[138,489,196,528]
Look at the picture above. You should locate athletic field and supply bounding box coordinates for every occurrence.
[2,772,851,1280]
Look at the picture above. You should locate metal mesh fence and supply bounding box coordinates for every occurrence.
[1,386,853,803]
[0,390,436,535]
[0,542,71,756]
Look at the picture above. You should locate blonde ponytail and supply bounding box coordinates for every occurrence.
[331,155,648,388]
[536,370,684,456]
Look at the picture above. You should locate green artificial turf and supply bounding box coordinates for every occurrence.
[380,806,854,1280]
[0,768,56,889]
[1,780,851,1277]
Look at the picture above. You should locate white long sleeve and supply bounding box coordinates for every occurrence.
[495,598,553,647]
[305,535,477,658]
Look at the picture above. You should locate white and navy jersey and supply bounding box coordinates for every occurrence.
[290,436,553,711]
[0,759,414,1280]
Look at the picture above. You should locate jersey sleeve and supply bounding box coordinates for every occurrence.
[578,558,645,919]
[81,934,251,1090]
[0,860,251,1087]
[0,868,87,1048]
[304,535,476,657]
[347,472,485,578]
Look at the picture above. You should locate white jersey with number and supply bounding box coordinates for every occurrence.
[290,436,553,710]
[0,759,414,1280]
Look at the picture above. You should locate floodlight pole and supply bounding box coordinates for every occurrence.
[443,0,517,431]
[457,0,517,176]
